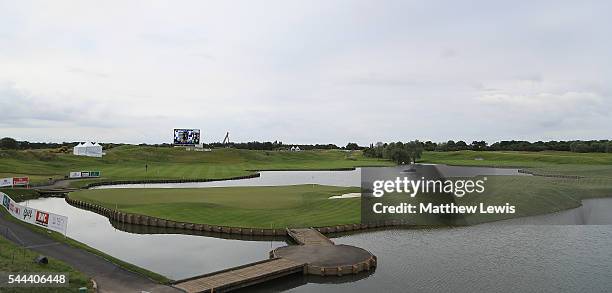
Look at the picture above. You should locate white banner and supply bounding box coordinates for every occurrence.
[69,172,81,178]
[1,192,68,234]
[0,178,12,187]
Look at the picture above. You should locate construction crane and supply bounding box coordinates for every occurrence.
[222,132,230,146]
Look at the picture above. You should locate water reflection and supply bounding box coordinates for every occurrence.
[249,225,612,293]
[93,169,362,189]
[23,198,286,280]
[109,220,288,242]
[93,165,527,189]
[237,269,376,292]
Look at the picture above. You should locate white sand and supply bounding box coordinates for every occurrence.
[329,193,361,199]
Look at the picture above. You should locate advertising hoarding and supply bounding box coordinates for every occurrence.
[0,192,68,234]
[70,171,100,178]
[12,177,29,186]
[0,178,13,187]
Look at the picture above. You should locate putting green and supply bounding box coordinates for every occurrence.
[70,185,361,228]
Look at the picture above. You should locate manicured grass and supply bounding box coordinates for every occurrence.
[0,188,41,202]
[0,235,92,292]
[455,175,612,224]
[70,150,612,228]
[6,148,612,228]
[71,175,612,228]
[71,185,360,228]
[421,150,612,178]
[0,146,393,186]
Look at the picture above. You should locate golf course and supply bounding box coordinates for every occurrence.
[0,146,393,187]
[3,146,612,228]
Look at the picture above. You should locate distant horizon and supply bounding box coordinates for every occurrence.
[4,136,612,147]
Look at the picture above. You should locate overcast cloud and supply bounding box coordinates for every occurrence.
[0,0,610,145]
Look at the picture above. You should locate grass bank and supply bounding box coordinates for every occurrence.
[0,188,42,202]
[0,235,92,292]
[421,150,612,178]
[0,146,393,187]
[71,185,360,228]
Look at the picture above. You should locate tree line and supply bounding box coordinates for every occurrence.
[362,140,612,154]
[0,137,342,151]
[2,136,612,154]
[419,140,612,153]
[363,141,424,164]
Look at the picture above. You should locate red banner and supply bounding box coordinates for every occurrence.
[12,177,29,186]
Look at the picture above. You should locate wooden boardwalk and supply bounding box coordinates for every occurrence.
[173,228,376,292]
[286,228,335,246]
[173,258,305,293]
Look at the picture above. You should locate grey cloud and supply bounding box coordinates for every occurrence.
[0,83,115,128]
[66,67,110,79]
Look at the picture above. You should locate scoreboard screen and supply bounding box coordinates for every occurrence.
[173,129,201,145]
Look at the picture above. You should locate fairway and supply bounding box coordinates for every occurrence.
[0,146,393,186]
[70,185,361,228]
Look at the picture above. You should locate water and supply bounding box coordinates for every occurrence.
[93,165,527,189]
[22,167,612,292]
[23,196,612,292]
[22,198,286,280]
[249,225,612,293]
[93,169,361,189]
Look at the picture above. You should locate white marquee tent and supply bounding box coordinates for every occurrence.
[73,142,104,157]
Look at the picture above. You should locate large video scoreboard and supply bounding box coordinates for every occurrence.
[173,129,201,145]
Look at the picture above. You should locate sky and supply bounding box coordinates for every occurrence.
[0,0,611,145]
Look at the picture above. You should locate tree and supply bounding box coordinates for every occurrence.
[405,140,424,163]
[456,141,468,150]
[471,140,487,151]
[346,142,360,150]
[0,137,18,149]
[570,141,590,153]
[606,142,612,153]
[446,140,456,151]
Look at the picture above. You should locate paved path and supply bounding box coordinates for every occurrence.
[0,212,180,293]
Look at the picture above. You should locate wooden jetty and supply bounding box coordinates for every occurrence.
[286,228,335,246]
[173,258,305,293]
[173,228,376,292]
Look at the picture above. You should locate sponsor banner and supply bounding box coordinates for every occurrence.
[0,192,68,234]
[12,177,29,186]
[0,178,12,187]
[71,171,100,178]
[1,194,9,210]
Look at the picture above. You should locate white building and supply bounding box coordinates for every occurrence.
[73,142,104,157]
